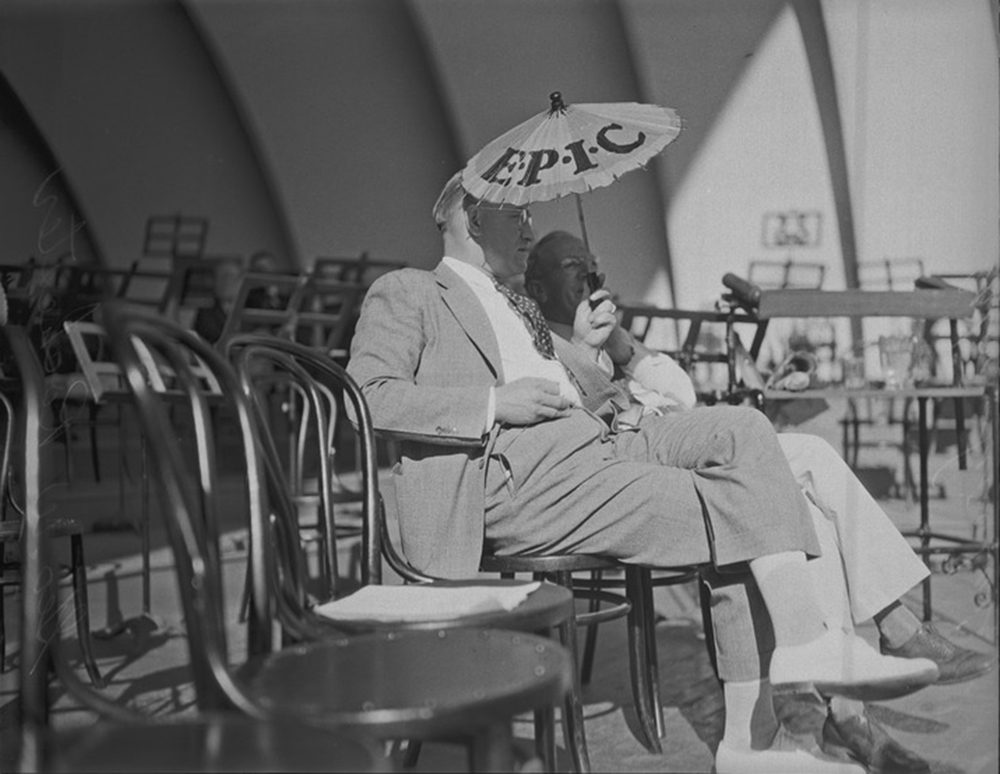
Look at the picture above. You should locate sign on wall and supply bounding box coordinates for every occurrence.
[762,210,822,248]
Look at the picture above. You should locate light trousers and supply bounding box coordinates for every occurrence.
[706,432,929,680]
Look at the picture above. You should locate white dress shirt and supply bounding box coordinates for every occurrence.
[443,257,581,430]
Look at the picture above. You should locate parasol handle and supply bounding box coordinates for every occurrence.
[574,194,590,251]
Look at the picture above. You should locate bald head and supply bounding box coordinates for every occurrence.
[525,231,598,325]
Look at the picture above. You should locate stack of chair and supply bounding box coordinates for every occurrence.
[226,332,591,771]
[98,304,579,772]
[4,324,388,774]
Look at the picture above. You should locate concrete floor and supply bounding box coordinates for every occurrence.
[1,404,997,772]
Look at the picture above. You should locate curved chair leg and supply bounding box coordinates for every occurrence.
[699,576,720,680]
[88,403,101,482]
[533,704,557,771]
[580,570,602,685]
[0,576,5,672]
[237,563,252,623]
[639,568,665,741]
[469,722,516,773]
[401,740,421,769]
[70,534,104,688]
[625,567,662,753]
[554,571,591,773]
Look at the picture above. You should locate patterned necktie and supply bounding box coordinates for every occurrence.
[493,279,557,360]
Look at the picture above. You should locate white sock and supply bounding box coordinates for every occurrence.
[721,679,778,751]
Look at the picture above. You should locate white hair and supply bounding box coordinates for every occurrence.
[431,171,473,230]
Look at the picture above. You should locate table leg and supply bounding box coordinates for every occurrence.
[991,388,998,643]
[918,397,932,622]
[94,415,161,643]
[141,432,150,615]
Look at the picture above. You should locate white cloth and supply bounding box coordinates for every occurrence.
[625,351,697,412]
[313,581,542,623]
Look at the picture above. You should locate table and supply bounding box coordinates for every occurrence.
[765,384,998,638]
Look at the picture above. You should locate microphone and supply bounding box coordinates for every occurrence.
[915,275,957,290]
[722,273,762,310]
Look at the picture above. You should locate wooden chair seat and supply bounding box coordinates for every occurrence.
[239,628,570,743]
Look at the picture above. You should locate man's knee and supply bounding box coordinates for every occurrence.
[723,404,778,442]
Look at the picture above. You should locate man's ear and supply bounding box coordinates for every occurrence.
[525,278,548,303]
[465,205,483,238]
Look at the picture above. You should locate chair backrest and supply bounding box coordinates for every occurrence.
[100,302,274,716]
[857,257,926,290]
[226,337,382,591]
[219,274,364,354]
[618,305,757,399]
[312,254,407,286]
[226,336,434,603]
[3,326,51,770]
[63,320,129,401]
[0,388,12,515]
[143,214,209,260]
[4,326,179,772]
[157,256,220,320]
[748,259,826,290]
[226,339,354,638]
[63,319,223,402]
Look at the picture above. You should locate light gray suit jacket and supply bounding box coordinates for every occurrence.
[347,261,629,578]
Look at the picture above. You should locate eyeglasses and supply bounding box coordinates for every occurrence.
[476,204,532,228]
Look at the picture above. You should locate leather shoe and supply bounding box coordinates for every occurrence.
[880,622,994,684]
[822,709,930,774]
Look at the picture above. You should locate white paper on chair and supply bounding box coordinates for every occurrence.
[314,581,542,623]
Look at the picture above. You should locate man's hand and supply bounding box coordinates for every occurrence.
[572,289,617,353]
[495,377,573,426]
[604,325,636,366]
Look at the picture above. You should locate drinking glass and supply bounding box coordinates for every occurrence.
[841,354,866,389]
[878,335,913,390]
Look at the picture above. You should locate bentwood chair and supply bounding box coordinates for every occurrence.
[226,333,587,771]
[101,303,575,773]
[0,376,104,687]
[4,324,389,774]
[217,273,365,359]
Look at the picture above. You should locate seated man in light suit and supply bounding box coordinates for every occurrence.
[523,229,995,774]
[347,172,940,774]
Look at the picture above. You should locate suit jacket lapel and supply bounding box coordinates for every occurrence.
[434,262,502,379]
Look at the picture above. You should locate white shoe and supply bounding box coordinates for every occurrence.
[770,629,939,701]
[715,727,865,774]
